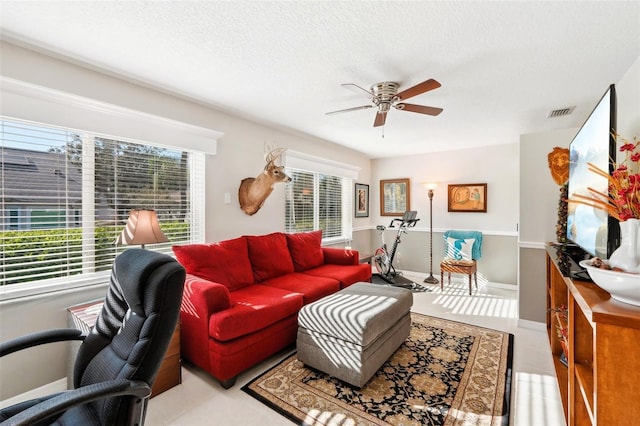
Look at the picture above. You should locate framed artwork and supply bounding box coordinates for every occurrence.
[447,183,487,213]
[354,183,369,217]
[380,178,411,216]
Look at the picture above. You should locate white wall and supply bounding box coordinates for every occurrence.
[519,128,579,245]
[370,144,519,286]
[372,143,519,234]
[206,121,370,241]
[616,56,640,138]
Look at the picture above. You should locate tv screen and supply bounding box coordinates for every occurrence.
[566,84,619,258]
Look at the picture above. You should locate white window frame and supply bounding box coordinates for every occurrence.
[1,120,207,301]
[284,150,360,244]
[0,79,221,301]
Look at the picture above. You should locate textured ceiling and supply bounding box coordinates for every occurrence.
[1,1,639,158]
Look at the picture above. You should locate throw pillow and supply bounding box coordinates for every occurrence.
[286,230,324,271]
[172,237,255,291]
[445,237,475,261]
[245,232,295,282]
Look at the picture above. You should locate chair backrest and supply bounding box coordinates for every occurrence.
[443,230,483,260]
[71,249,185,425]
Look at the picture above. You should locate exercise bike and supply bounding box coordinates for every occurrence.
[373,210,420,287]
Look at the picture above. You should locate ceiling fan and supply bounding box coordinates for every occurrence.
[326,79,443,127]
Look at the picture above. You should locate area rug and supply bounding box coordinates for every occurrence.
[242,313,513,426]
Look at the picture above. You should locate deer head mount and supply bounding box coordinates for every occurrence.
[238,147,291,216]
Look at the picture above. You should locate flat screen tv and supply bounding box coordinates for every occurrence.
[566,84,620,259]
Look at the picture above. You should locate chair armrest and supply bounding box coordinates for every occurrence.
[0,329,85,357]
[322,247,360,265]
[3,379,150,426]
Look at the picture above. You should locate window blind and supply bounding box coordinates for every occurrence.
[285,169,349,240]
[1,118,204,288]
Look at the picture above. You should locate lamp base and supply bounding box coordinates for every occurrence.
[424,274,439,284]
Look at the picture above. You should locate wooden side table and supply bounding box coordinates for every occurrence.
[67,301,181,397]
[440,260,478,295]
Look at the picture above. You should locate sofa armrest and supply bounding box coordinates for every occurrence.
[182,274,232,315]
[322,247,360,265]
[180,274,232,368]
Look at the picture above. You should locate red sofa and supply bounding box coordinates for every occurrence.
[172,230,371,388]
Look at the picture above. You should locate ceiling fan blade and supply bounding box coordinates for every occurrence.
[395,79,441,101]
[325,105,373,115]
[341,83,373,98]
[373,111,387,127]
[395,103,443,116]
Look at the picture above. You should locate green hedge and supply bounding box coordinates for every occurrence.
[1,222,189,286]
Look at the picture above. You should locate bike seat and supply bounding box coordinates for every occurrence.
[376,225,386,231]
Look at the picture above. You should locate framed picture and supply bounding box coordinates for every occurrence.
[354,183,369,217]
[447,183,487,213]
[380,178,411,216]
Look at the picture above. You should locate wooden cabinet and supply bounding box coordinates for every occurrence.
[150,324,181,396]
[546,252,569,419]
[546,246,640,425]
[68,301,181,397]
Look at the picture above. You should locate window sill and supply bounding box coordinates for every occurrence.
[0,271,111,303]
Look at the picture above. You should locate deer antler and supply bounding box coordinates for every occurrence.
[264,147,287,170]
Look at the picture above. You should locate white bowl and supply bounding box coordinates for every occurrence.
[580,260,640,307]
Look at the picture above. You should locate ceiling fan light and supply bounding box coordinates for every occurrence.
[379,102,391,112]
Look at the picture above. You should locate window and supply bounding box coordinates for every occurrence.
[1,118,205,290]
[285,170,346,238]
[284,151,358,243]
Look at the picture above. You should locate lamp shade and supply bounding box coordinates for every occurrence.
[115,209,169,247]
[422,182,437,191]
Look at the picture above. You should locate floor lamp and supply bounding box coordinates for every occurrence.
[423,183,439,284]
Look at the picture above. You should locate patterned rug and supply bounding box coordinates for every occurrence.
[242,313,513,426]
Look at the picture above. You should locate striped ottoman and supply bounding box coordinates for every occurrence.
[297,282,413,388]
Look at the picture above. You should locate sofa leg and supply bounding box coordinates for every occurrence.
[219,377,237,389]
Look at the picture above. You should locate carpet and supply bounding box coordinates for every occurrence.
[242,313,513,426]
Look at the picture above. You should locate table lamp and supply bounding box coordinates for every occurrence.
[115,209,169,249]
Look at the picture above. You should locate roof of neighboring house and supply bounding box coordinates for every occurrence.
[1,147,83,206]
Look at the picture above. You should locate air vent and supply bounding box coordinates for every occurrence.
[547,106,575,118]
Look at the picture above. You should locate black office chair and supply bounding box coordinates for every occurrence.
[0,249,186,426]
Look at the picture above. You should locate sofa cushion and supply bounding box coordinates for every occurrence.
[245,232,294,282]
[286,230,325,272]
[302,263,372,288]
[209,285,303,342]
[261,272,340,304]
[173,238,254,291]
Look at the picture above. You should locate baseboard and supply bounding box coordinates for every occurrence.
[517,319,547,331]
[485,281,517,290]
[0,378,67,409]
